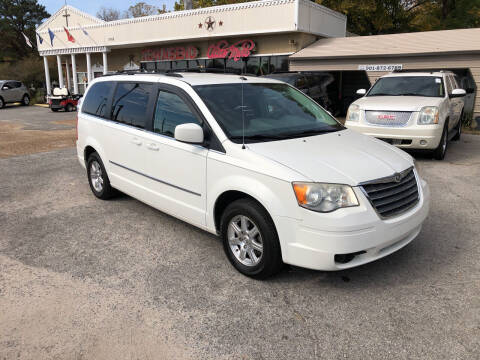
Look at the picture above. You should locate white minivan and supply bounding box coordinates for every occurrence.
[77,73,430,278]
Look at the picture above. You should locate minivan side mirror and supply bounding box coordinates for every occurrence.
[174,123,204,144]
[450,88,466,98]
[356,89,367,95]
[1,85,9,90]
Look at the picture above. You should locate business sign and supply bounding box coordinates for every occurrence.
[141,46,199,61]
[358,64,403,72]
[207,39,255,62]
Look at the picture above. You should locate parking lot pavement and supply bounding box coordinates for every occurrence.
[0,105,76,158]
[1,135,479,359]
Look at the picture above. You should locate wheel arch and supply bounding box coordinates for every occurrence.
[213,190,271,233]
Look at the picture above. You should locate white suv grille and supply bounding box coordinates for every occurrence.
[365,111,412,127]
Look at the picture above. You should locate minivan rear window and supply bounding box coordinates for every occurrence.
[82,81,114,118]
[111,82,153,129]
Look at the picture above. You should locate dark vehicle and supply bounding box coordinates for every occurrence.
[0,80,30,108]
[49,87,81,112]
[263,72,336,114]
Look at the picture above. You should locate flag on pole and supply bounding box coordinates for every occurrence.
[37,33,44,44]
[22,32,33,48]
[64,27,75,43]
[48,28,55,46]
[78,23,88,36]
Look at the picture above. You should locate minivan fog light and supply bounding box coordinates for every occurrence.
[292,183,359,213]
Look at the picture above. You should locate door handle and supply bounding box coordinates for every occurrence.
[131,138,142,146]
[146,143,159,151]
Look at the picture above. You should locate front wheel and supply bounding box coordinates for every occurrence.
[432,122,448,160]
[0,97,4,108]
[86,152,116,200]
[21,94,30,106]
[220,199,283,279]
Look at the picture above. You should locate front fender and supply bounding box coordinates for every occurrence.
[206,173,300,232]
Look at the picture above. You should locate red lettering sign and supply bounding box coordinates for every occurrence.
[141,46,199,61]
[207,40,255,62]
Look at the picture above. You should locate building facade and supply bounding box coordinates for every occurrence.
[36,0,346,95]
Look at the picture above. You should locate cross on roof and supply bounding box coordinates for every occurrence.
[63,7,70,27]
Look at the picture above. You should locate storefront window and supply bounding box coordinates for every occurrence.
[245,57,260,75]
[144,62,156,71]
[172,60,188,70]
[188,59,206,70]
[141,55,289,75]
[156,61,171,72]
[225,59,245,74]
[269,56,288,73]
[206,59,225,71]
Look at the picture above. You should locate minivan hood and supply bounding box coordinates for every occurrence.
[247,129,413,185]
[354,95,443,112]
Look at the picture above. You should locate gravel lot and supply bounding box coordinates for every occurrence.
[0,107,479,359]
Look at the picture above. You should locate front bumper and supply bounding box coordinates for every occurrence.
[346,120,444,150]
[274,173,430,271]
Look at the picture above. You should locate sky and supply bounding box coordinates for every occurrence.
[39,0,177,18]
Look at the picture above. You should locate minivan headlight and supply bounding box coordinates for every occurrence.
[346,104,361,122]
[292,183,359,213]
[418,106,439,125]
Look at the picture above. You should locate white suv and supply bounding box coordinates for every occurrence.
[346,72,465,160]
[77,73,429,278]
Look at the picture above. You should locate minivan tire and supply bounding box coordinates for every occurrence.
[87,152,116,200]
[220,198,283,279]
[432,122,448,160]
[21,95,30,106]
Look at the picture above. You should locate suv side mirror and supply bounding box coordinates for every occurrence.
[451,89,466,98]
[174,123,204,144]
[1,85,9,90]
[356,89,366,95]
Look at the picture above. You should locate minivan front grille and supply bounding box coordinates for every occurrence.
[360,168,419,218]
[365,111,412,127]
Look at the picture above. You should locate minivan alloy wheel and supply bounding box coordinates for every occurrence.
[90,161,104,192]
[227,215,263,266]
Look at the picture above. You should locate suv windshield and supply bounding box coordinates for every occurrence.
[194,83,342,143]
[368,76,445,97]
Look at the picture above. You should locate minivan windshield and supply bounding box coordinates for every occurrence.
[367,76,445,97]
[194,83,342,143]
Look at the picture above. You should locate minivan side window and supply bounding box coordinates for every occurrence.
[82,81,114,118]
[111,82,153,129]
[153,90,201,138]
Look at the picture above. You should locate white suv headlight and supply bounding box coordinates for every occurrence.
[418,106,439,125]
[346,104,361,122]
[292,183,359,213]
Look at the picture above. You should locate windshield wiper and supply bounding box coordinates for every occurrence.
[230,134,288,142]
[279,128,341,138]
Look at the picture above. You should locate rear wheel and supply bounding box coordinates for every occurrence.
[86,152,116,200]
[0,97,4,108]
[21,94,30,106]
[66,103,73,112]
[220,198,283,279]
[433,122,448,160]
